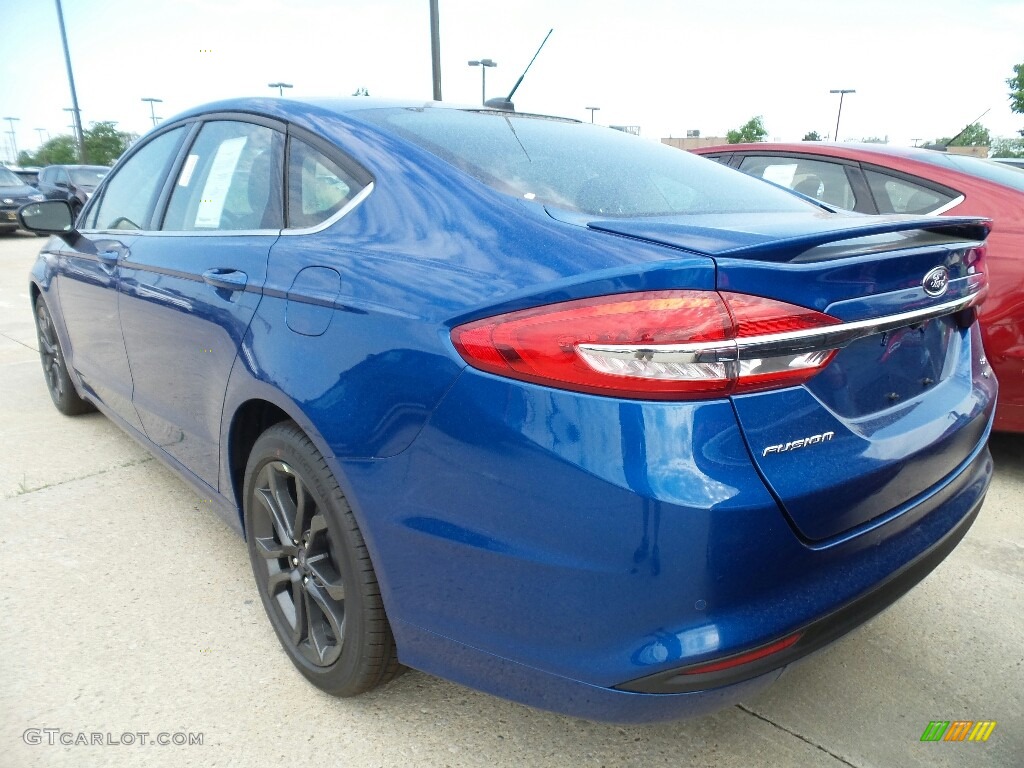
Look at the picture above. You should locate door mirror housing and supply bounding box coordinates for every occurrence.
[19,200,74,233]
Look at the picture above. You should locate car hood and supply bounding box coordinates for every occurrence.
[546,209,990,262]
[0,184,40,198]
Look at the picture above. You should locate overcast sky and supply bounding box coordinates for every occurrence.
[2,0,1022,161]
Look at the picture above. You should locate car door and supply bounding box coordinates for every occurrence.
[736,153,873,213]
[56,126,189,431]
[117,118,284,488]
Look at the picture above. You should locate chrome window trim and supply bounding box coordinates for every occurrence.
[281,182,374,236]
[927,194,966,216]
[578,288,982,366]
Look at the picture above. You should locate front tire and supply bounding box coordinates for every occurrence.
[34,297,95,416]
[243,421,404,696]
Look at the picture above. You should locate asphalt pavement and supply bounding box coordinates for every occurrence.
[0,232,1020,767]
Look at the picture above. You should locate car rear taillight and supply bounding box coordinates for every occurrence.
[451,290,841,400]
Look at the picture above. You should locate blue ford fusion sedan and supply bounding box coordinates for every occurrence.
[21,98,995,723]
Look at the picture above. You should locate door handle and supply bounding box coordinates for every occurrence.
[95,242,129,266]
[202,268,249,291]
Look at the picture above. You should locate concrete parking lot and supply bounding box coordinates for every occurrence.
[0,231,1020,768]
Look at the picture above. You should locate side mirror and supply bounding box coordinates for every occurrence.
[18,200,75,236]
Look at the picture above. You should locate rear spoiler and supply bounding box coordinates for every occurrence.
[718,217,990,263]
[584,215,991,264]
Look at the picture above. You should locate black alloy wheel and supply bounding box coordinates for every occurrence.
[34,297,94,416]
[243,422,404,695]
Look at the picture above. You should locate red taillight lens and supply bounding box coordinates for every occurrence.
[451,290,840,400]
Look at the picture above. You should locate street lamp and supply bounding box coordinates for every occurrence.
[467,59,497,104]
[141,97,163,127]
[829,89,855,142]
[2,117,19,162]
[585,106,600,123]
[55,0,86,163]
[268,82,293,97]
[35,127,49,145]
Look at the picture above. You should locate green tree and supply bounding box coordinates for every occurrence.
[726,116,767,144]
[83,121,136,165]
[18,135,78,166]
[802,131,822,141]
[991,137,1024,158]
[861,136,888,144]
[1008,63,1024,114]
[938,122,991,147]
[1009,63,1024,136]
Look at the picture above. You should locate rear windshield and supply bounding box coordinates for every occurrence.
[353,107,810,217]
[913,152,1024,193]
[70,167,109,187]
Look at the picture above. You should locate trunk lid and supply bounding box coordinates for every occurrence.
[576,211,993,541]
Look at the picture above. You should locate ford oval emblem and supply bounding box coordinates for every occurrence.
[923,266,950,298]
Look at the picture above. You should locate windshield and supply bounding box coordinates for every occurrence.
[70,167,109,187]
[914,152,1024,193]
[353,108,811,217]
[0,168,23,186]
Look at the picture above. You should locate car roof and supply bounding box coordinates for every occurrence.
[163,96,577,128]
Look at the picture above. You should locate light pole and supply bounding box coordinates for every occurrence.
[268,82,293,97]
[55,0,86,163]
[829,89,855,142]
[141,97,163,127]
[467,59,497,104]
[35,127,49,145]
[2,117,18,162]
[585,106,600,123]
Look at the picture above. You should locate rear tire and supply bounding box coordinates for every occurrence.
[34,297,95,416]
[243,421,405,695]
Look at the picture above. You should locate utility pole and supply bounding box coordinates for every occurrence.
[429,0,442,100]
[141,97,163,127]
[829,89,855,143]
[55,0,86,162]
[2,117,18,162]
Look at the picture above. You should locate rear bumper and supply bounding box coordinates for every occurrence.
[337,369,993,722]
[618,468,986,694]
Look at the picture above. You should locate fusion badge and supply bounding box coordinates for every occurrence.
[762,431,835,457]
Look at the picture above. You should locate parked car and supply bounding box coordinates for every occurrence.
[36,164,110,220]
[692,142,1024,432]
[20,99,995,723]
[2,164,42,187]
[991,157,1024,170]
[0,166,44,233]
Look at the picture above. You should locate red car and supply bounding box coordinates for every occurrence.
[692,143,1024,432]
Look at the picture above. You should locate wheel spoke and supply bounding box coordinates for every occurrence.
[255,465,297,545]
[304,577,345,645]
[293,477,313,543]
[266,568,291,595]
[255,535,288,560]
[290,578,307,645]
[306,554,345,601]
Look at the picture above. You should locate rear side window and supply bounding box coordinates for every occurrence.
[863,169,956,214]
[90,127,186,230]
[738,155,858,210]
[287,138,364,228]
[163,121,284,231]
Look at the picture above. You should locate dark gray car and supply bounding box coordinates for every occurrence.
[37,165,109,220]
